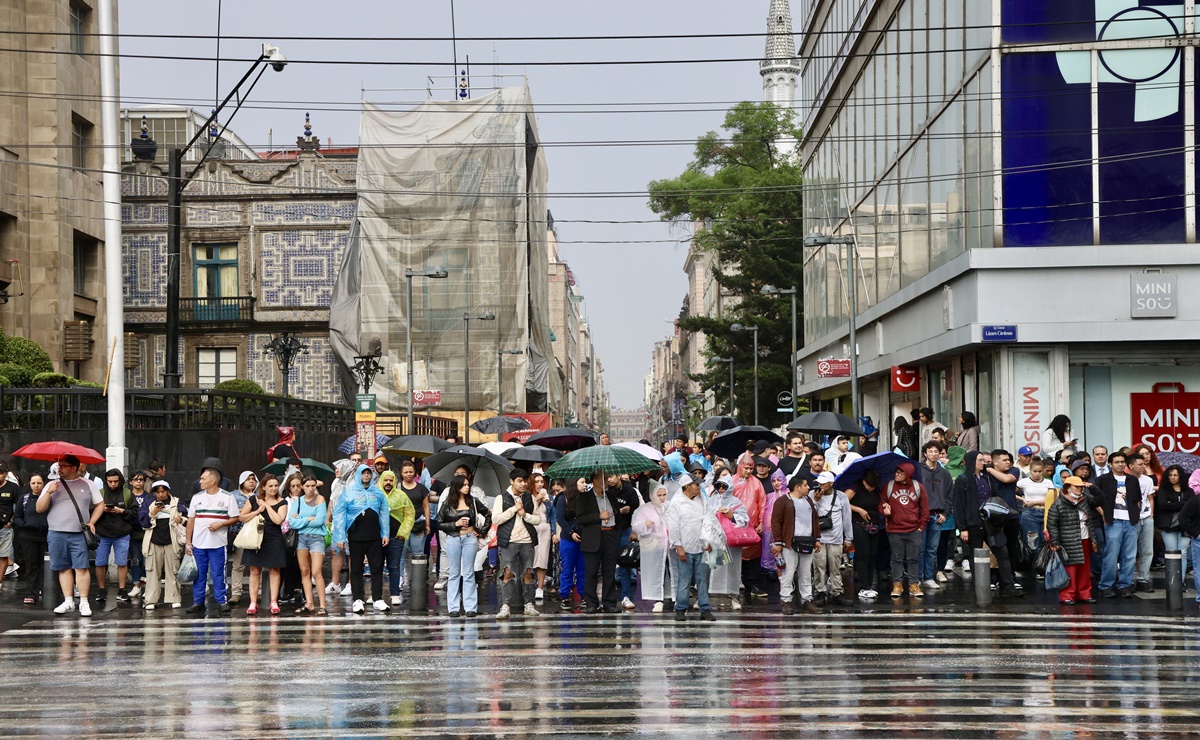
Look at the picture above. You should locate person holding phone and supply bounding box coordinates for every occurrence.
[138,480,186,609]
[436,474,490,617]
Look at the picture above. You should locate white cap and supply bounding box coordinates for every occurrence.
[151,479,171,490]
[817,471,836,485]
[678,473,696,488]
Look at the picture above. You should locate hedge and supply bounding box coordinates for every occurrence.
[213,379,266,395]
[0,362,34,387]
[0,336,53,374]
[32,372,75,388]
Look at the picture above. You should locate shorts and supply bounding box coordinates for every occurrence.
[297,532,327,554]
[95,534,131,567]
[0,527,12,559]
[48,531,90,571]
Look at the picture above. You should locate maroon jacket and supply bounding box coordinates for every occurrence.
[879,479,929,535]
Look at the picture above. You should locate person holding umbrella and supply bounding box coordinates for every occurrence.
[36,455,103,615]
[567,469,623,614]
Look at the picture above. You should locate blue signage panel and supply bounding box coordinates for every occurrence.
[981,325,1018,343]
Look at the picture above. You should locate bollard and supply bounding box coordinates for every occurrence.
[973,548,992,608]
[408,555,428,613]
[44,554,62,612]
[1165,551,1183,610]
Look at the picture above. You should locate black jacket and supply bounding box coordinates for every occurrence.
[495,491,539,549]
[1178,494,1200,540]
[566,487,623,554]
[611,481,640,531]
[435,494,490,539]
[1046,492,1093,566]
[13,490,49,542]
[1155,484,1192,532]
[0,480,18,527]
[950,451,987,530]
[1094,472,1143,526]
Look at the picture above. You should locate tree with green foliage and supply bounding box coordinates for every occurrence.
[647,102,805,428]
[0,333,53,375]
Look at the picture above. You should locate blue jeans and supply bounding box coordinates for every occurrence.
[1100,520,1138,592]
[1192,539,1200,600]
[128,544,145,584]
[192,546,227,606]
[674,552,711,613]
[616,527,636,600]
[444,533,478,613]
[919,516,942,581]
[1162,531,1192,575]
[1019,507,1045,554]
[384,537,404,594]
[558,537,586,598]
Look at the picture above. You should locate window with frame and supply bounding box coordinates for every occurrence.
[73,232,96,296]
[69,2,89,55]
[71,116,91,170]
[193,244,239,320]
[197,348,237,387]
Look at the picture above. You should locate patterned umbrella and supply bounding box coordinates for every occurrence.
[545,445,659,480]
[337,433,391,455]
[1158,451,1200,474]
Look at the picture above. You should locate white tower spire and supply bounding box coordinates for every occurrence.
[761,0,798,107]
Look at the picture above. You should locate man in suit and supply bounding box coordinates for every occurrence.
[567,469,623,613]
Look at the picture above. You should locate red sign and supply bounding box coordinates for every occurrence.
[817,359,851,379]
[411,390,442,407]
[891,366,921,392]
[503,412,553,443]
[1132,383,1200,454]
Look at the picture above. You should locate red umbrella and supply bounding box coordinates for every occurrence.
[12,441,106,464]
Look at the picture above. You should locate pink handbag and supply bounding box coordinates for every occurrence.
[719,512,760,548]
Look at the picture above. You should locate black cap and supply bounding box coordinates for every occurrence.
[199,457,224,479]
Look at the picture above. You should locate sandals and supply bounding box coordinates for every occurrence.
[269,602,281,615]
[295,603,315,615]
[23,596,35,605]
[246,603,258,615]
[316,607,327,616]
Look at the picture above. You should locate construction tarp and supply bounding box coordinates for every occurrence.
[330,86,553,414]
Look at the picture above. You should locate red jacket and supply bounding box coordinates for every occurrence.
[879,479,928,534]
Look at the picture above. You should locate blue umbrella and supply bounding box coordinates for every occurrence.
[832,451,923,490]
[337,433,391,455]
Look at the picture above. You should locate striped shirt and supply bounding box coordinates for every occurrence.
[188,490,239,549]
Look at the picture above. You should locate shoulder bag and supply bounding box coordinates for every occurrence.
[719,510,761,548]
[791,497,820,554]
[61,479,99,550]
[233,499,264,551]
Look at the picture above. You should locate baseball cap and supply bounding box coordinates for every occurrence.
[150,479,171,490]
[816,471,836,485]
[1018,446,1034,457]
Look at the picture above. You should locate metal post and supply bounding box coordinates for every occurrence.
[43,554,61,612]
[847,239,859,419]
[409,555,428,612]
[729,359,734,415]
[406,273,415,436]
[1166,550,1183,610]
[464,316,471,445]
[752,328,759,427]
[790,290,798,413]
[496,349,502,416]
[973,548,992,607]
[98,0,126,473]
[164,148,183,388]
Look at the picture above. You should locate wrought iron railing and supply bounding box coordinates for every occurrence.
[180,296,254,322]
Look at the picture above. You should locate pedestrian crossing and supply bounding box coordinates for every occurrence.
[0,611,1195,737]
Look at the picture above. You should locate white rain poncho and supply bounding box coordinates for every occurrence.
[632,491,669,602]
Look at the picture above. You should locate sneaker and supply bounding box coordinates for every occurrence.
[935,572,948,583]
[1012,582,1023,590]
[434,579,447,591]
[857,589,875,601]
[78,599,92,616]
[373,600,390,612]
[94,589,107,603]
[340,584,352,597]
[621,597,635,611]
[674,609,686,622]
[922,579,940,591]
[890,582,903,598]
[185,603,205,613]
[53,599,75,614]
[865,589,878,599]
[4,563,17,577]
[325,583,340,594]
[523,604,540,617]
[170,602,181,609]
[909,583,924,598]
[496,604,511,621]
[116,589,131,604]
[391,595,402,606]
[700,610,716,622]
[128,584,142,598]
[943,559,954,572]
[990,582,999,591]
[352,599,365,614]
[730,597,742,611]
[559,599,574,612]
[652,601,664,613]
[961,559,972,571]
[536,588,545,601]
[144,603,155,611]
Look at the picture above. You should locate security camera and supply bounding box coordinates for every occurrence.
[262,43,287,72]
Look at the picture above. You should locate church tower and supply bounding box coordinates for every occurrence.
[761,0,798,107]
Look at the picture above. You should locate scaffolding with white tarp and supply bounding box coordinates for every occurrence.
[330,85,555,416]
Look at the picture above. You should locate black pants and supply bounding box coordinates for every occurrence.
[968,523,1017,591]
[583,529,620,611]
[283,549,302,598]
[349,538,384,603]
[852,519,882,591]
[16,536,45,598]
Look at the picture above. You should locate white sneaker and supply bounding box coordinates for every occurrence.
[496,604,511,620]
[144,603,155,611]
[935,571,948,583]
[962,567,973,579]
[730,597,742,611]
[922,579,941,590]
[433,579,447,591]
[536,588,545,601]
[340,584,352,597]
[944,559,955,572]
[78,599,92,617]
[621,597,635,611]
[352,599,365,614]
[390,595,402,606]
[651,601,663,613]
[5,563,18,577]
[523,604,540,617]
[171,602,182,609]
[961,559,972,571]
[127,584,143,598]
[325,583,339,594]
[53,599,75,615]
[373,600,390,612]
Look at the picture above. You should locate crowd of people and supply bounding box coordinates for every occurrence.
[1,412,1196,620]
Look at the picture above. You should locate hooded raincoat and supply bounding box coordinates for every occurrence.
[378,471,416,540]
[632,490,669,601]
[332,464,391,546]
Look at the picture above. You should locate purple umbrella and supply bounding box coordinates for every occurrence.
[1158,451,1200,474]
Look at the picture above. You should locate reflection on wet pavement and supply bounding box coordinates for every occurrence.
[1,611,1197,737]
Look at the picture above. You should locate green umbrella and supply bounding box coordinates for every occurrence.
[545,445,659,481]
[263,457,336,485]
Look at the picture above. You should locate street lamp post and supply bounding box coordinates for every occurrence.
[803,234,858,417]
[761,284,798,414]
[497,348,523,415]
[265,332,309,425]
[404,266,450,435]
[730,324,759,426]
[162,43,288,388]
[463,311,496,443]
[711,356,735,416]
[351,340,385,394]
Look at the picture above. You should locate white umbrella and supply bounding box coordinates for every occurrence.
[479,441,521,455]
[615,441,664,462]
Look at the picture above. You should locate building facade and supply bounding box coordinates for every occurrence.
[608,407,649,443]
[797,0,1200,454]
[0,0,109,380]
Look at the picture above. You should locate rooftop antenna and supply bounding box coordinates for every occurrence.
[450,0,459,101]
[493,43,499,89]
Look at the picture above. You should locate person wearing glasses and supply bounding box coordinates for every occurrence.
[36,455,103,616]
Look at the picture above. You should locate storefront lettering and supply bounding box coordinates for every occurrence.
[1023,386,1041,453]
[1131,383,1200,454]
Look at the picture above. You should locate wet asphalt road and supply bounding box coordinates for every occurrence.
[1,573,1199,737]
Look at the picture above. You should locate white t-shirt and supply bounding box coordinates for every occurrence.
[1078,508,1089,540]
[1112,475,1130,521]
[1138,475,1155,519]
[188,490,240,549]
[1016,477,1054,507]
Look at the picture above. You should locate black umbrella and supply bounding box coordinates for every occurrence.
[383,435,454,459]
[470,415,532,435]
[697,415,740,432]
[786,411,864,437]
[503,445,564,465]
[707,425,785,461]
[423,445,515,497]
[523,427,600,451]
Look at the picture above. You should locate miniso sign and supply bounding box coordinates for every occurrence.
[1130,272,1177,319]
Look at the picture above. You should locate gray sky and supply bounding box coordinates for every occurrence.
[118,0,772,408]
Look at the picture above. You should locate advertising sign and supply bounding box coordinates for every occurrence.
[502,412,553,443]
[891,366,921,393]
[1132,383,1200,453]
[1130,273,1178,318]
[1013,352,1050,455]
[817,359,852,379]
[411,390,442,407]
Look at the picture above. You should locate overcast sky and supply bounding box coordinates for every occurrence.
[118,0,775,408]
